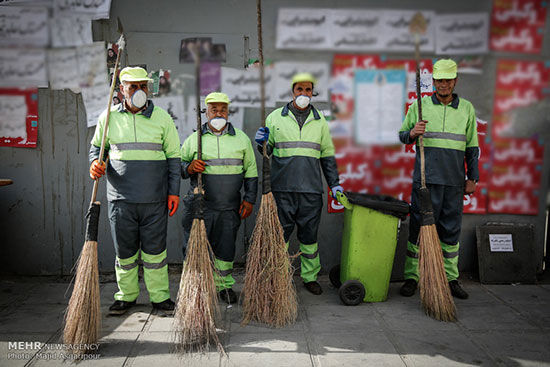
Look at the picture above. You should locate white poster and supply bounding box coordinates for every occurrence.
[276,8,331,50]
[77,42,107,88]
[330,9,382,51]
[48,48,79,90]
[0,48,47,87]
[0,95,27,139]
[81,83,109,127]
[0,6,49,47]
[489,234,514,252]
[221,66,275,108]
[380,10,435,52]
[354,69,406,145]
[435,13,489,55]
[153,96,186,143]
[228,106,244,130]
[54,0,111,20]
[183,95,206,143]
[50,15,92,47]
[274,61,329,102]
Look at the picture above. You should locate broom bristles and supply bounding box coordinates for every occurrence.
[173,217,224,354]
[418,224,457,322]
[241,192,298,327]
[63,240,101,356]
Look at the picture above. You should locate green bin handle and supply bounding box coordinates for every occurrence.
[336,191,352,210]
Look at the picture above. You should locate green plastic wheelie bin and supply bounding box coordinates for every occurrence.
[331,192,409,306]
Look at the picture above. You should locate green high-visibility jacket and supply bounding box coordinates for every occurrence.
[265,103,339,193]
[399,94,479,186]
[89,101,181,203]
[181,123,258,210]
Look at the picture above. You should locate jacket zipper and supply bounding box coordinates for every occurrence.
[442,105,447,132]
[133,114,137,142]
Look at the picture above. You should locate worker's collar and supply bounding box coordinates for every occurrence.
[281,102,321,120]
[118,100,154,118]
[431,93,460,109]
[201,122,236,136]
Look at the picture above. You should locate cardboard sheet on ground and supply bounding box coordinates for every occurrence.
[435,12,489,55]
[221,67,275,108]
[0,88,38,148]
[50,15,92,47]
[0,6,49,47]
[274,61,329,102]
[0,48,47,88]
[353,69,406,145]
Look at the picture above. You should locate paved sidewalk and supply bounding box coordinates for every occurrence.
[1,274,549,366]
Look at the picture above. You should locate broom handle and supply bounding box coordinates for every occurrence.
[194,43,203,189]
[414,33,426,190]
[257,0,272,194]
[90,35,125,205]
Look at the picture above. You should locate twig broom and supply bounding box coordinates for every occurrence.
[63,32,126,355]
[241,0,298,327]
[173,42,223,354]
[410,12,456,322]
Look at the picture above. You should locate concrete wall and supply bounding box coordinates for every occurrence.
[1,0,549,276]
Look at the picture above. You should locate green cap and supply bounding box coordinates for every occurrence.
[119,67,153,82]
[433,59,457,79]
[291,72,317,87]
[205,92,230,105]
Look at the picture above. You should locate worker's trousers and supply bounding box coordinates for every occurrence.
[108,201,170,303]
[183,205,241,291]
[404,183,463,282]
[273,192,323,283]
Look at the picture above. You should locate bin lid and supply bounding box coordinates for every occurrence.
[344,192,410,220]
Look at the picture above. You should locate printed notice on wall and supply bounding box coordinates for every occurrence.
[489,234,514,252]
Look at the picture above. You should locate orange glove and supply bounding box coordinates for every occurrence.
[239,200,253,219]
[187,159,205,174]
[89,159,106,180]
[167,195,179,217]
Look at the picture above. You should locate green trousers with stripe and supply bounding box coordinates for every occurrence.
[108,201,170,303]
[403,241,459,281]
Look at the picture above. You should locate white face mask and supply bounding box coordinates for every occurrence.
[295,95,311,109]
[131,89,147,109]
[209,117,227,131]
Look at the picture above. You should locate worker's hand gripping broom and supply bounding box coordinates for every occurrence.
[63,30,126,356]
[241,0,298,327]
[410,13,457,322]
[173,41,224,354]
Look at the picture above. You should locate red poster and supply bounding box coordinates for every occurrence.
[0,88,39,148]
[490,0,548,54]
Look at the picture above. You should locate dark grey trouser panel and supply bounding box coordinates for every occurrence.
[106,160,170,203]
[271,156,324,194]
[182,202,241,262]
[108,201,168,259]
[413,146,469,187]
[187,173,245,210]
[273,192,323,244]
[408,182,464,246]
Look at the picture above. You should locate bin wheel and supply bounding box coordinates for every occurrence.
[339,280,365,306]
[329,265,341,288]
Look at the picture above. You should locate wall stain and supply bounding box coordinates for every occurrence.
[50,91,55,159]
[76,95,80,155]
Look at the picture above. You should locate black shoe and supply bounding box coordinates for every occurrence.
[400,279,418,297]
[449,280,469,299]
[218,288,237,304]
[109,300,136,315]
[152,299,175,315]
[304,281,323,295]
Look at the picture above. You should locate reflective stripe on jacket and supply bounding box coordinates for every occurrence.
[89,101,181,202]
[266,103,339,193]
[399,94,479,186]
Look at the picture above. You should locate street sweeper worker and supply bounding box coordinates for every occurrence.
[180,92,258,304]
[398,59,479,300]
[254,72,342,295]
[89,66,181,315]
